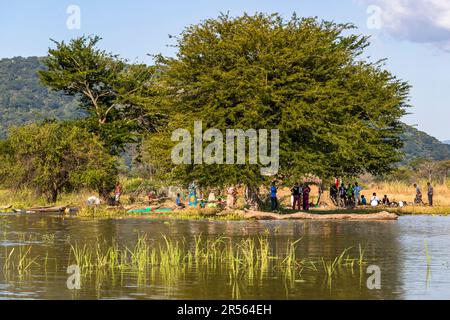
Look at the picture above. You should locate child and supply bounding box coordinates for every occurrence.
[361,195,367,205]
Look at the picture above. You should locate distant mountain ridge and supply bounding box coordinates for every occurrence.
[1,56,449,163]
[443,140,450,145]
[400,125,450,163]
[0,56,83,139]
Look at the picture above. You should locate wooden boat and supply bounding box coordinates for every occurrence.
[27,206,67,213]
[13,209,36,214]
[12,206,68,214]
[241,209,398,221]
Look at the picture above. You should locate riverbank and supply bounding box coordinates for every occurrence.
[1,187,449,220]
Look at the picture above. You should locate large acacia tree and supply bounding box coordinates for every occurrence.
[151,13,410,207]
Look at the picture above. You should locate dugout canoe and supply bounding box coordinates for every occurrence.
[241,209,398,221]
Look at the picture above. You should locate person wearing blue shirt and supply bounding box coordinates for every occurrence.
[176,193,185,208]
[270,182,278,211]
[360,195,367,205]
[353,182,363,205]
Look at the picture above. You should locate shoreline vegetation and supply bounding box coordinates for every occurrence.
[1,180,449,220]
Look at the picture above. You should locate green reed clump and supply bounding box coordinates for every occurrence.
[66,235,369,286]
[1,233,371,299]
[2,245,39,275]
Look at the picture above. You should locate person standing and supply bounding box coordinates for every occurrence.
[353,182,363,205]
[427,182,434,206]
[346,183,354,206]
[329,184,338,205]
[338,183,346,207]
[291,182,302,210]
[302,183,311,211]
[270,182,278,211]
[114,182,123,206]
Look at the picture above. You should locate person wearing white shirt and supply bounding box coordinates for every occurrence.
[370,193,380,207]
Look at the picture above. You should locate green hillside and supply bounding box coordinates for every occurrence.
[0,56,83,138]
[401,124,450,163]
[1,56,449,163]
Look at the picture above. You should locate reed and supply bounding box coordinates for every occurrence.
[424,240,431,267]
[1,233,371,298]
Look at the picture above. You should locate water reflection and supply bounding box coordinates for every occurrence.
[0,214,449,299]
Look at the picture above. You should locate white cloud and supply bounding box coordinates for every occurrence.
[358,0,450,51]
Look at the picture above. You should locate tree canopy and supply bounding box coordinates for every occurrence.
[150,13,410,197]
[38,36,164,155]
[0,121,117,202]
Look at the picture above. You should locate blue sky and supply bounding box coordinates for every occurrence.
[1,0,449,140]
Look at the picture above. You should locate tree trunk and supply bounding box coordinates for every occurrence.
[47,188,58,203]
[98,186,111,201]
[316,183,323,205]
[245,184,262,210]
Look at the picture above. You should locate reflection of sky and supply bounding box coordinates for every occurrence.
[1,214,450,299]
[398,216,450,299]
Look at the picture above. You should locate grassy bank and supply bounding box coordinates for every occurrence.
[2,180,450,218]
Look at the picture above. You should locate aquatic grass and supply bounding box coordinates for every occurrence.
[1,233,372,299]
[70,243,94,273]
[2,248,15,272]
[320,247,354,288]
[424,240,431,267]
[2,246,39,274]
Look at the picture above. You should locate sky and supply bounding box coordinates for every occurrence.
[1,0,449,140]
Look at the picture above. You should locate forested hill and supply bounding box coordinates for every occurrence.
[0,56,83,138]
[1,56,449,162]
[401,124,450,163]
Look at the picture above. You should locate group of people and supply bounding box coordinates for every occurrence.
[131,179,436,212]
[175,182,233,209]
[329,179,435,208]
[365,193,391,207]
[414,182,434,206]
[330,181,363,207]
[268,181,312,212]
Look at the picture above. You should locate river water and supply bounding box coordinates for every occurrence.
[0,214,449,300]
